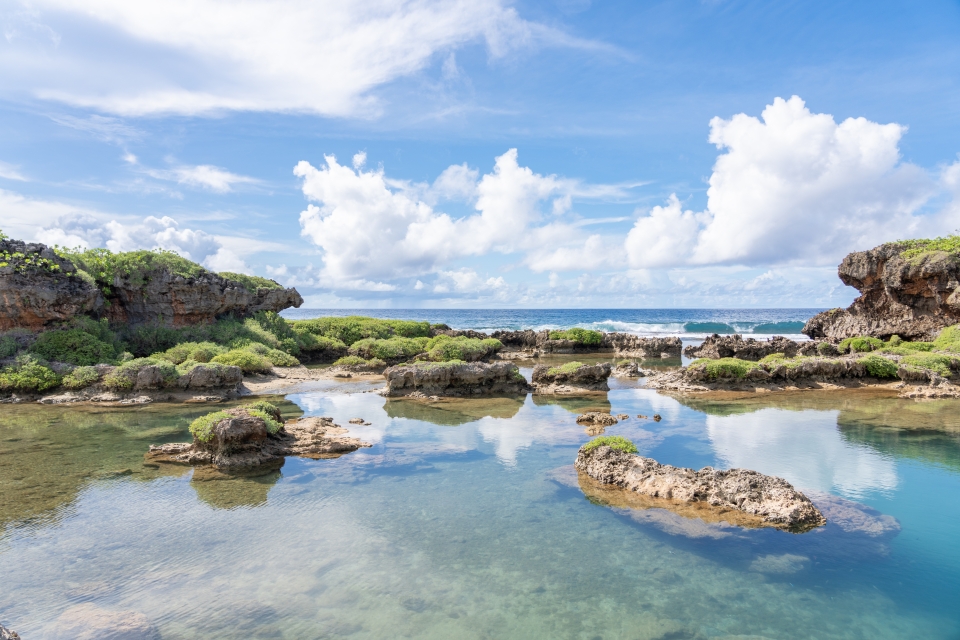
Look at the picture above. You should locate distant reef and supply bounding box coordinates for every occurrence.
[0,235,302,330]
[804,237,960,341]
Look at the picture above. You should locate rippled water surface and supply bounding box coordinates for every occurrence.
[2,376,960,639]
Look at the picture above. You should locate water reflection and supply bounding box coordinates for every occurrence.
[530,393,611,415]
[384,396,524,426]
[706,408,898,498]
[0,398,299,531]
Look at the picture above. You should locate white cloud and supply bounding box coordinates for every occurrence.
[432,268,505,293]
[0,161,27,181]
[625,96,936,268]
[295,148,601,284]
[48,114,142,143]
[166,165,259,193]
[5,0,610,116]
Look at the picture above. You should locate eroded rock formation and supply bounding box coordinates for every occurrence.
[490,330,682,358]
[683,334,812,360]
[804,242,960,340]
[381,361,531,397]
[532,362,611,393]
[576,412,619,426]
[146,410,370,471]
[0,239,103,330]
[575,443,826,531]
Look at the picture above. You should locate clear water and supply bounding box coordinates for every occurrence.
[280,308,822,340]
[2,377,960,638]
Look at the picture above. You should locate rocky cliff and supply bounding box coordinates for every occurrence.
[0,238,302,329]
[804,240,960,340]
[0,239,103,330]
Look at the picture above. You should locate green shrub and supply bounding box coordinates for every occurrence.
[333,355,386,369]
[0,334,19,358]
[548,327,603,346]
[933,324,960,353]
[219,272,282,292]
[102,357,179,390]
[838,336,884,354]
[248,408,283,434]
[582,436,638,454]
[894,235,960,261]
[29,328,117,365]
[689,357,762,379]
[61,366,99,389]
[0,355,62,392]
[859,354,898,378]
[241,342,300,367]
[156,341,227,364]
[61,247,207,295]
[211,349,272,373]
[424,335,502,361]
[290,316,431,346]
[189,410,231,443]
[901,353,957,377]
[349,336,429,360]
[546,361,584,376]
[888,335,902,347]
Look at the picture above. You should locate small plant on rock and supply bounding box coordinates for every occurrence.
[582,435,638,454]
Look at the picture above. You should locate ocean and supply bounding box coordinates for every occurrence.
[281,308,822,340]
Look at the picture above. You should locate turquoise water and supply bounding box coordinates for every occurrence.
[2,377,960,638]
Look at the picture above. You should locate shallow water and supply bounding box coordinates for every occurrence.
[2,378,959,639]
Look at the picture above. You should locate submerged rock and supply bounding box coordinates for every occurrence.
[381,361,531,397]
[532,362,611,393]
[575,443,826,532]
[804,240,960,340]
[683,334,802,361]
[145,407,370,471]
[53,603,160,640]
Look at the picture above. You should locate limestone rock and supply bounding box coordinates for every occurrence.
[575,444,826,532]
[576,412,619,426]
[0,239,103,330]
[381,361,531,397]
[804,242,960,340]
[683,334,802,361]
[176,364,243,389]
[146,410,371,471]
[604,334,682,358]
[532,362,611,393]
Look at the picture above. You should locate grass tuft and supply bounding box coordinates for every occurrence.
[582,435,638,454]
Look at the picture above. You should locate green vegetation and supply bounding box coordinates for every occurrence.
[548,327,603,346]
[218,272,282,292]
[156,341,226,364]
[102,357,178,391]
[546,361,585,376]
[900,353,957,377]
[332,355,387,368]
[189,410,231,443]
[689,357,762,379]
[60,247,208,295]
[423,335,502,361]
[409,360,467,370]
[758,353,809,369]
[0,248,64,275]
[933,324,960,353]
[0,334,19,358]
[210,349,272,374]
[894,235,960,262]
[858,354,899,378]
[29,328,117,366]
[247,407,282,434]
[349,336,430,361]
[838,336,884,353]
[0,355,62,392]
[289,315,431,347]
[61,366,99,389]
[582,435,638,454]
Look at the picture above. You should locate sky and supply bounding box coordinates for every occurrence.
[1,0,959,309]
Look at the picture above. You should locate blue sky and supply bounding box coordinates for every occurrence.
[1,0,959,308]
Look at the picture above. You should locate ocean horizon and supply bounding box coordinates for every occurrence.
[281,308,824,340]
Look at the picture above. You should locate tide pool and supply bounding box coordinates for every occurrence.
[1,378,958,638]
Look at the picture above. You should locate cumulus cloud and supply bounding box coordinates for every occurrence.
[4,0,610,116]
[433,268,506,293]
[625,96,938,268]
[295,148,610,285]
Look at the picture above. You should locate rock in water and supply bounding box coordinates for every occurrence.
[803,240,960,340]
[576,412,619,426]
[575,443,825,531]
[146,408,371,471]
[683,334,802,361]
[53,603,160,640]
[381,361,531,397]
[532,362,611,393]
